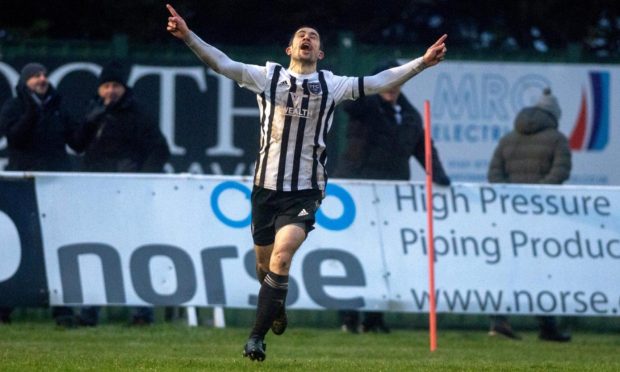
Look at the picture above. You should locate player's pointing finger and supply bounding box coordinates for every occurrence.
[433,34,448,47]
[166,4,179,17]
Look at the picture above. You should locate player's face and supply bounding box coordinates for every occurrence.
[98,81,126,106]
[25,72,49,96]
[287,27,324,63]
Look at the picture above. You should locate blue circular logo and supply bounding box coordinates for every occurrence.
[316,184,356,230]
[210,182,252,228]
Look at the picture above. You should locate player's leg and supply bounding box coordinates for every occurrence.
[268,223,307,336]
[244,187,277,361]
[254,243,273,284]
[270,189,323,336]
[269,224,305,275]
[244,188,322,361]
[243,244,273,361]
[245,224,305,361]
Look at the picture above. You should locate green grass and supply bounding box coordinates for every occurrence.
[0,323,619,371]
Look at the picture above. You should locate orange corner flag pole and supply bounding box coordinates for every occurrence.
[424,100,437,352]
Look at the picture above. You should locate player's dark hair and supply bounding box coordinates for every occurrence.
[288,25,322,49]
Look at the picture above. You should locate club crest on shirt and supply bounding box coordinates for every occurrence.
[308,82,322,95]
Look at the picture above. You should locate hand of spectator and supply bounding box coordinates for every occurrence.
[422,34,448,67]
[166,4,191,42]
[85,100,106,124]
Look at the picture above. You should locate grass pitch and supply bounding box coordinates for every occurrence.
[0,323,619,371]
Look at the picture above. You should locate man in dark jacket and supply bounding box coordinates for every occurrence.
[74,61,170,326]
[0,62,80,171]
[487,87,571,342]
[335,68,450,184]
[74,62,170,173]
[0,62,80,326]
[334,60,451,333]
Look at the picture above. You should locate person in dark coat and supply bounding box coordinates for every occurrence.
[334,62,450,184]
[0,62,80,171]
[334,60,451,333]
[0,62,80,327]
[487,87,571,342]
[74,61,170,326]
[74,61,170,173]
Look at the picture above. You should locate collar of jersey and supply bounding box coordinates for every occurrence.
[286,68,319,79]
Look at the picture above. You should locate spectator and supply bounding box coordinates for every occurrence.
[0,62,81,327]
[487,87,571,342]
[73,61,171,326]
[75,61,170,173]
[0,62,80,171]
[334,60,451,333]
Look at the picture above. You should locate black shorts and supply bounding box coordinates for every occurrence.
[251,186,323,246]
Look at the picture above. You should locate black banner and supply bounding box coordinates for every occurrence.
[0,176,48,306]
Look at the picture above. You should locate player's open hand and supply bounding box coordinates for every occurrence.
[166,4,190,41]
[422,34,448,67]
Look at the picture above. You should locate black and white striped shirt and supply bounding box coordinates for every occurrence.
[184,32,427,191]
[239,62,364,191]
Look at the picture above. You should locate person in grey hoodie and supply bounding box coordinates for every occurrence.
[487,87,571,342]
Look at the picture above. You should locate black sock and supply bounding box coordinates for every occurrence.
[250,271,288,339]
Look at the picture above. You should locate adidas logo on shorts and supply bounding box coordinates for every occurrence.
[297,209,309,217]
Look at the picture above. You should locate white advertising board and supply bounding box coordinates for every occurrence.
[27,173,620,316]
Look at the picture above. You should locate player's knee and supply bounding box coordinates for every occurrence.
[270,252,292,272]
[271,260,291,274]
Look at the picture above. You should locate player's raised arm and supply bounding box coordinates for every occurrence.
[364,34,448,95]
[166,4,244,82]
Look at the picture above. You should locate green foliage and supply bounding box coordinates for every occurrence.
[0,323,618,371]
